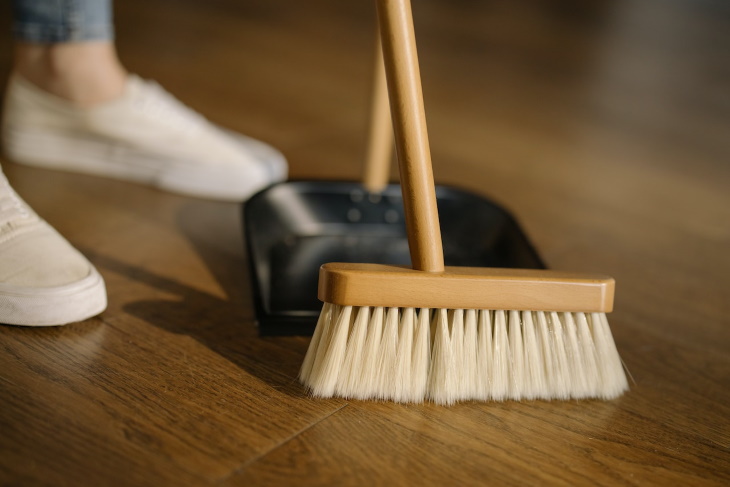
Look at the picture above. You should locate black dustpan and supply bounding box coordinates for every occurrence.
[243,43,544,335]
[244,180,544,335]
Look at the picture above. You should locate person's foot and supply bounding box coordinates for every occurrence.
[1,74,287,201]
[0,170,106,326]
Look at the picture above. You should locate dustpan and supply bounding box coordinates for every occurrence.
[243,40,544,336]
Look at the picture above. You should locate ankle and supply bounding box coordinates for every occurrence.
[14,42,128,107]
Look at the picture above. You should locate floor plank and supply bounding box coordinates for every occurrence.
[1,0,729,485]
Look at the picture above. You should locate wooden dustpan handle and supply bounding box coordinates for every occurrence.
[362,36,393,193]
[376,0,444,273]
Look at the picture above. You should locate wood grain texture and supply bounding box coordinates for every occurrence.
[318,263,615,312]
[0,0,728,485]
[377,0,444,272]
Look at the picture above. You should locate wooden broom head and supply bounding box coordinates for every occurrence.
[318,263,615,313]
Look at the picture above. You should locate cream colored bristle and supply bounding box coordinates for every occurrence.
[376,308,400,399]
[491,310,510,400]
[508,310,524,399]
[308,305,352,397]
[547,311,572,399]
[535,311,555,399]
[475,310,492,400]
[428,309,454,405]
[592,312,629,399]
[354,306,384,399]
[306,303,340,387]
[450,309,465,399]
[300,303,628,404]
[299,302,334,384]
[463,309,479,400]
[394,307,415,402]
[335,306,370,397]
[411,308,431,400]
[576,312,600,397]
[521,311,546,399]
[563,312,590,397]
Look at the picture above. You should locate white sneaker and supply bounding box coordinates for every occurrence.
[1,74,287,201]
[0,170,106,326]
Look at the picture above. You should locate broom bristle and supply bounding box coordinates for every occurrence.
[301,304,629,404]
[411,308,431,400]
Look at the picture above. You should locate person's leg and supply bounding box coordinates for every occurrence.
[12,0,126,106]
[15,42,126,107]
[4,0,287,201]
[0,0,108,327]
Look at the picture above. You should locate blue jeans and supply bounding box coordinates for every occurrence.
[12,0,114,43]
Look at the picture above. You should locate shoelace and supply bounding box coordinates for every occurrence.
[133,81,208,136]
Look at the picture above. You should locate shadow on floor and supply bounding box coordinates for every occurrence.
[78,198,314,399]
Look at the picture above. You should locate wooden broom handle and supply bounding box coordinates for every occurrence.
[376,0,444,272]
[362,37,392,193]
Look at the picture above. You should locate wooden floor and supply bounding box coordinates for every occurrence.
[1,0,729,485]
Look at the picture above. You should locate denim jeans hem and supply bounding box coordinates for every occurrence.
[13,22,114,43]
[12,0,114,44]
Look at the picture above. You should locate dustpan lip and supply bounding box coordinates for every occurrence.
[245,179,514,211]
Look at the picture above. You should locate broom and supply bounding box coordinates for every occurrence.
[299,0,629,405]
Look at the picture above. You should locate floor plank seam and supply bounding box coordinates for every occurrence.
[216,403,349,484]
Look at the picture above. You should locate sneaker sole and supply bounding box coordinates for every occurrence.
[0,266,107,326]
[3,126,287,201]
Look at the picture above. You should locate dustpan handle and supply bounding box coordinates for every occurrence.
[362,36,392,193]
[376,0,444,272]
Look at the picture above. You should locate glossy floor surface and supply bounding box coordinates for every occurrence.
[1,0,728,485]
